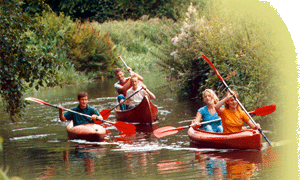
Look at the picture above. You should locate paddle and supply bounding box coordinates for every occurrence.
[154,119,221,138]
[249,104,276,116]
[25,97,136,134]
[202,54,272,146]
[99,87,143,120]
[153,104,276,138]
[118,56,131,73]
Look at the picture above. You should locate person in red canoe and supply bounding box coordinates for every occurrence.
[214,90,260,133]
[114,67,144,110]
[123,74,156,110]
[191,89,223,132]
[58,92,103,126]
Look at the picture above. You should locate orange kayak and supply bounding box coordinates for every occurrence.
[115,96,158,124]
[188,127,262,150]
[67,121,106,142]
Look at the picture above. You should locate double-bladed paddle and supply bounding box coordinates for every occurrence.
[99,87,143,120]
[153,104,276,138]
[202,54,272,146]
[25,97,136,134]
[154,119,221,138]
[97,56,145,120]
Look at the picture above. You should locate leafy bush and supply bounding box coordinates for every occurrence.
[158,1,277,109]
[45,0,203,23]
[0,0,61,121]
[28,11,118,77]
[66,21,118,76]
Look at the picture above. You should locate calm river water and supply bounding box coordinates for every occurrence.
[0,73,285,179]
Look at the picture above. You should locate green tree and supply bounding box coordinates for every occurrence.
[45,0,203,23]
[0,0,62,121]
[158,1,276,110]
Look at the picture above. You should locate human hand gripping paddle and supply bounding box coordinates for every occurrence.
[25,97,136,134]
[99,87,144,120]
[118,56,131,73]
[201,54,272,146]
[153,104,276,138]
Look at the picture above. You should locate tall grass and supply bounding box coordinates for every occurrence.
[92,16,180,72]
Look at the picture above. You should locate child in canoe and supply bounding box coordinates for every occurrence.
[215,90,260,133]
[192,89,223,132]
[114,67,144,110]
[124,74,156,109]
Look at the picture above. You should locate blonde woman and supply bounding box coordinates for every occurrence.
[192,89,222,132]
[215,90,260,133]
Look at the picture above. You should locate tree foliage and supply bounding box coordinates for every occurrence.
[158,1,276,109]
[45,0,204,23]
[0,0,62,121]
[26,10,118,76]
[66,21,118,74]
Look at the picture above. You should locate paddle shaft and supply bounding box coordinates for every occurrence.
[52,104,109,124]
[101,87,143,116]
[202,54,272,146]
[166,119,221,132]
[25,97,136,134]
[153,119,221,138]
[118,56,131,73]
[185,118,221,129]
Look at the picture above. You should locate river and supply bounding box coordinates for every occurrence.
[0,73,285,179]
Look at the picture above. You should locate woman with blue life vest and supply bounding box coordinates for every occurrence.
[192,89,223,132]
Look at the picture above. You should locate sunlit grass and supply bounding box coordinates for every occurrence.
[92,16,179,72]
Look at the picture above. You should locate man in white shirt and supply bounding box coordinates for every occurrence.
[124,75,156,109]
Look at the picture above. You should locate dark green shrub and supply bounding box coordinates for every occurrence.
[29,12,118,77]
[45,0,199,22]
[66,21,118,75]
[0,0,61,121]
[158,2,276,109]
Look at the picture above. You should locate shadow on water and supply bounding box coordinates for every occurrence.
[0,74,284,179]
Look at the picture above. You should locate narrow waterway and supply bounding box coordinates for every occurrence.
[0,73,285,179]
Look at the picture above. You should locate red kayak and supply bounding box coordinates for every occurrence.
[115,96,158,124]
[67,121,106,142]
[188,127,262,150]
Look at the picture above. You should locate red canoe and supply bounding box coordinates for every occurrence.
[115,96,158,124]
[67,121,106,142]
[188,127,262,150]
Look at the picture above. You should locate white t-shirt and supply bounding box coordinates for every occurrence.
[126,88,148,106]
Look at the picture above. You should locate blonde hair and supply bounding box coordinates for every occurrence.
[202,89,219,104]
[130,74,138,82]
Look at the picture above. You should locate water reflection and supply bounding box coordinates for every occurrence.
[0,78,283,179]
[157,159,188,174]
[194,150,263,179]
[63,144,106,174]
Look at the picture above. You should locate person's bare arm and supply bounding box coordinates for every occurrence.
[215,94,232,113]
[59,106,67,122]
[245,120,260,130]
[142,84,155,100]
[192,111,202,129]
[193,111,202,124]
[118,80,131,92]
[127,66,143,81]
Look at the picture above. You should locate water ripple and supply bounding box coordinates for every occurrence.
[9,133,56,141]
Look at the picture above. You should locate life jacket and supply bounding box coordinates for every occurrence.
[117,77,131,96]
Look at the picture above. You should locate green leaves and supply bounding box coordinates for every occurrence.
[0,0,60,121]
[158,2,276,108]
